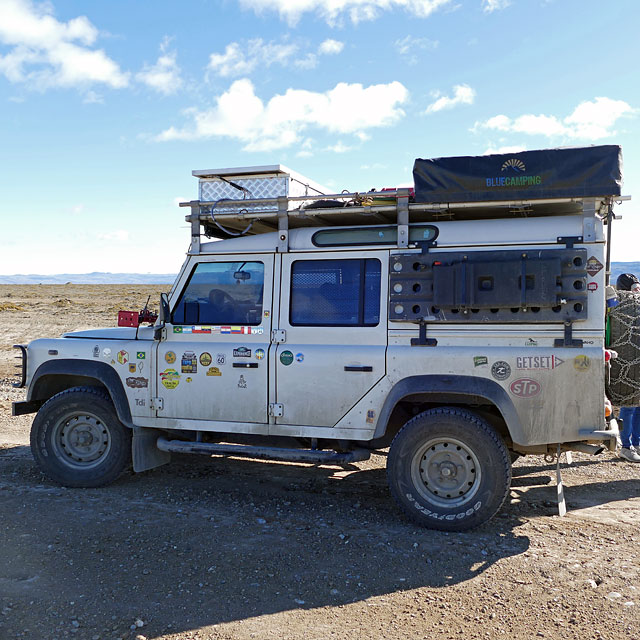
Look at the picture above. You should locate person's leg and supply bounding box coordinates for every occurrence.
[619,407,633,449]
[631,407,640,449]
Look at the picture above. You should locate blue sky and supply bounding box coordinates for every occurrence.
[1,0,639,275]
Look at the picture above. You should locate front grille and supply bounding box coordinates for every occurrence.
[13,345,26,388]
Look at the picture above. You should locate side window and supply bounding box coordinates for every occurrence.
[172,262,264,325]
[290,259,381,327]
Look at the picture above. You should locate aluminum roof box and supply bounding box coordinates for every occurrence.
[193,165,328,214]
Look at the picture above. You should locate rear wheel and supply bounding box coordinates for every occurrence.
[30,386,131,487]
[387,407,511,531]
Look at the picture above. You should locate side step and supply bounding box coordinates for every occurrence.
[156,437,371,464]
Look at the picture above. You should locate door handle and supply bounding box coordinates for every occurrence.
[344,365,373,372]
[233,362,258,368]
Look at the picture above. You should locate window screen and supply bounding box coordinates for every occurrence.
[290,259,381,326]
[172,262,264,325]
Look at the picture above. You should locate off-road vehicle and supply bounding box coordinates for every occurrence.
[13,145,626,531]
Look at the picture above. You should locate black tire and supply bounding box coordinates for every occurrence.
[387,407,511,531]
[30,386,132,488]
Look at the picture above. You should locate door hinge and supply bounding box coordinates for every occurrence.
[271,329,286,344]
[269,403,284,417]
[150,397,164,411]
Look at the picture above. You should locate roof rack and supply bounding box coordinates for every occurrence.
[179,164,629,254]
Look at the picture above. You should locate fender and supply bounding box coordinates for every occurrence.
[373,375,524,444]
[28,359,133,427]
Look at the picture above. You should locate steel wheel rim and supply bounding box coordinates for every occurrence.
[52,411,112,469]
[411,437,482,508]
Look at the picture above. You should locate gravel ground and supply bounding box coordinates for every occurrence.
[1,286,639,640]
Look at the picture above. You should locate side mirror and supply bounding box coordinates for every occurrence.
[159,293,170,322]
[154,293,170,341]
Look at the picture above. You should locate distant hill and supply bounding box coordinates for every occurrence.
[0,272,175,285]
[0,262,638,285]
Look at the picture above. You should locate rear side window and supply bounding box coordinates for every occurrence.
[172,262,264,325]
[290,259,381,326]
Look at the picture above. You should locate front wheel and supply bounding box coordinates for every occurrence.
[30,386,132,487]
[387,407,511,531]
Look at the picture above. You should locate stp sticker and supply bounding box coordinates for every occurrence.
[491,361,511,381]
[587,282,598,292]
[510,378,541,398]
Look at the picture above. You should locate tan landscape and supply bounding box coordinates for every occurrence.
[1,284,639,640]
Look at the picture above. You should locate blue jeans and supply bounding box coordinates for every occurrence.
[618,406,640,449]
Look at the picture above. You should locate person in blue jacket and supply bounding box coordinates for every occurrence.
[616,273,640,462]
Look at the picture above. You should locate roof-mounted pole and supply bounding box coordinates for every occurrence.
[397,188,410,248]
[277,196,289,253]
[189,201,201,254]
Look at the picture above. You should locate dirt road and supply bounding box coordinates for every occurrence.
[1,286,639,640]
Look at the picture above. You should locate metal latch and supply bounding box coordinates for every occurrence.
[271,329,286,343]
[269,403,284,417]
[150,397,164,411]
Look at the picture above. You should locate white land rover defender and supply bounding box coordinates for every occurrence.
[13,146,626,531]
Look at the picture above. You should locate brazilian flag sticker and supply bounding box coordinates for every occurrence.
[136,352,146,359]
[173,326,183,333]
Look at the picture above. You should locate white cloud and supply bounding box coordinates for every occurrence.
[208,39,298,78]
[82,90,103,104]
[155,78,409,152]
[326,141,352,153]
[482,0,511,12]
[474,97,636,140]
[137,37,182,95]
[97,230,130,242]
[208,37,345,78]
[238,0,452,25]
[0,0,129,90]
[483,145,527,155]
[318,39,344,55]
[395,35,438,63]
[425,84,475,113]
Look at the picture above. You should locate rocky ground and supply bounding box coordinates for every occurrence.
[0,285,639,640]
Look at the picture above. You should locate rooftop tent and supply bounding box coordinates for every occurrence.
[413,145,622,203]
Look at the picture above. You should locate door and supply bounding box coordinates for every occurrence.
[157,255,273,423]
[275,252,388,427]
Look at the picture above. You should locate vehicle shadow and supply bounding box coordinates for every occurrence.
[1,447,530,638]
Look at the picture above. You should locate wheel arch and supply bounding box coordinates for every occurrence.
[28,359,133,427]
[372,375,523,446]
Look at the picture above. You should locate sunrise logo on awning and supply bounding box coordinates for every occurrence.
[486,158,542,188]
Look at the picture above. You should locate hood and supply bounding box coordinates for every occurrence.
[62,327,155,340]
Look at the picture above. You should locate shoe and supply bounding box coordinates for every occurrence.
[619,447,640,462]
